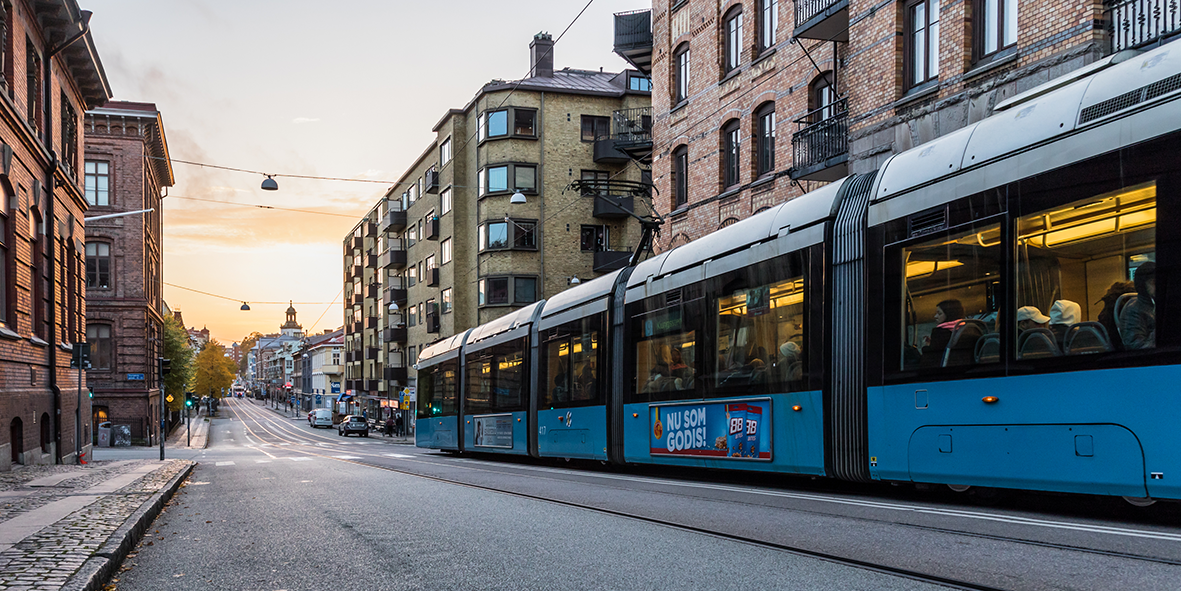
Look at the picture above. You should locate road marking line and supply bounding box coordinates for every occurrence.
[215,461,235,466]
[288,457,312,462]
[382,454,413,458]
[333,455,361,460]
[255,460,271,463]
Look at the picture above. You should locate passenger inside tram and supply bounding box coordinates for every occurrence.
[714,278,804,389]
[1121,261,1156,350]
[1048,300,1082,348]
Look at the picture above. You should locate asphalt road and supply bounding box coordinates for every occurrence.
[109,398,1181,591]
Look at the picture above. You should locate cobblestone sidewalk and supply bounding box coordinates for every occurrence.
[0,460,193,591]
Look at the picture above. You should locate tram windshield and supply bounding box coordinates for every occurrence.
[417,361,457,418]
[1015,181,1156,356]
[902,220,1002,370]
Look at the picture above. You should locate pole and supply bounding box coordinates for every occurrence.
[186,403,191,447]
[159,357,165,461]
[75,357,82,464]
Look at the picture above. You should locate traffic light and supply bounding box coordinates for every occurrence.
[158,357,171,378]
[185,393,193,408]
[87,386,93,399]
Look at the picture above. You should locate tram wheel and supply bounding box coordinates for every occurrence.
[1123,496,1156,507]
[947,484,971,493]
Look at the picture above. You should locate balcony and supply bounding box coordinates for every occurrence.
[365,347,380,360]
[381,207,407,232]
[363,221,378,237]
[319,364,342,375]
[593,249,632,273]
[593,194,635,219]
[425,169,440,194]
[366,316,380,330]
[381,239,407,269]
[426,267,439,287]
[1106,0,1181,52]
[350,291,363,306]
[365,380,381,392]
[425,314,440,334]
[793,0,849,42]
[595,107,653,164]
[384,366,408,383]
[384,280,407,306]
[366,283,380,299]
[383,326,407,343]
[346,350,359,363]
[425,217,439,240]
[613,9,652,74]
[789,99,849,182]
[349,235,363,251]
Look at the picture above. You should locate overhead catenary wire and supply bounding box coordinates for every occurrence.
[163,282,338,305]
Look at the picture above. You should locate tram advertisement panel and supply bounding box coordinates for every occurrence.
[649,400,771,460]
[473,414,513,448]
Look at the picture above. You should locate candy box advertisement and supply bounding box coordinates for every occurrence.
[649,399,771,460]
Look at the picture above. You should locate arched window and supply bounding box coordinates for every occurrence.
[722,6,744,74]
[809,72,836,122]
[9,416,23,464]
[673,43,690,104]
[672,145,689,209]
[721,119,741,189]
[719,217,740,230]
[754,102,776,177]
[758,0,778,53]
[0,178,10,329]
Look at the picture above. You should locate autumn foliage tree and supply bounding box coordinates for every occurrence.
[193,339,237,399]
[162,315,195,413]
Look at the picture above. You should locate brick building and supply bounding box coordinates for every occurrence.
[0,1,112,469]
[344,33,652,417]
[626,0,1175,249]
[84,101,173,445]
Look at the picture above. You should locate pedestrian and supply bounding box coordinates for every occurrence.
[395,412,404,437]
[384,415,394,437]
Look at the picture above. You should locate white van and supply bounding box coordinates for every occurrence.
[310,409,333,428]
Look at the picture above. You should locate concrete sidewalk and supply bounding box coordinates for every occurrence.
[166,409,211,449]
[0,459,192,590]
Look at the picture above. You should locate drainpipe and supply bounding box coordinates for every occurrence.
[43,10,94,464]
[537,93,545,297]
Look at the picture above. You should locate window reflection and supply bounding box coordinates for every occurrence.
[715,277,804,389]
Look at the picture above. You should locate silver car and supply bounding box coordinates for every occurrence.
[337,415,369,437]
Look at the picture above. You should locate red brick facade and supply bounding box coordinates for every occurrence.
[84,101,172,443]
[648,0,1114,250]
[0,0,112,469]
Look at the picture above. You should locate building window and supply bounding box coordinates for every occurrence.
[441,238,452,264]
[408,303,417,327]
[758,0,778,53]
[907,0,940,89]
[480,219,536,251]
[60,94,78,177]
[723,7,743,74]
[581,225,607,252]
[85,161,110,206]
[441,288,452,314]
[86,242,111,289]
[721,119,741,189]
[478,276,538,306]
[514,109,536,136]
[87,324,112,370]
[425,254,436,271]
[672,145,689,208]
[441,187,452,215]
[408,265,417,287]
[809,73,837,121]
[975,0,1017,61]
[479,164,536,197]
[480,109,507,140]
[439,138,451,166]
[673,43,690,104]
[581,115,609,141]
[25,37,39,132]
[580,170,609,195]
[629,74,652,91]
[755,103,775,177]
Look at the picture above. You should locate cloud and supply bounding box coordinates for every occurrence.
[292,117,320,124]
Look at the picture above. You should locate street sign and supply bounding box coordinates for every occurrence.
[315,394,322,404]
[127,373,145,381]
[166,395,174,403]
[331,382,341,394]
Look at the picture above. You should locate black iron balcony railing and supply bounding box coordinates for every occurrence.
[612,106,652,144]
[1106,0,1181,53]
[790,98,848,177]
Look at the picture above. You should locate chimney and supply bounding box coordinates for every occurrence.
[530,32,554,78]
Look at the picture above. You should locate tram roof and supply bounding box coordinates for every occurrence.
[541,270,622,320]
[627,178,847,291]
[417,329,471,367]
[465,301,546,347]
[870,43,1181,225]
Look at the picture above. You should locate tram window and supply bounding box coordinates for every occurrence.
[465,340,528,414]
[713,275,805,395]
[633,288,705,401]
[418,361,458,417]
[542,314,605,409]
[901,220,1002,370]
[1016,181,1156,356]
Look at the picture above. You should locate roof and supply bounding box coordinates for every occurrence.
[87,102,174,186]
[35,1,112,108]
[482,68,632,97]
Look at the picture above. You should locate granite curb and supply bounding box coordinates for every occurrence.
[59,461,194,591]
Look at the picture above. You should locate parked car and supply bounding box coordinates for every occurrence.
[310,409,333,429]
[338,415,368,437]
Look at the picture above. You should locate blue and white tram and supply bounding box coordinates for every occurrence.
[415,42,1181,503]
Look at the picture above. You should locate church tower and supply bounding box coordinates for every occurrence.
[281,301,303,338]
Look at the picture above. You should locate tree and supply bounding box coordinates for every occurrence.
[194,339,236,399]
[238,331,264,376]
[162,315,195,413]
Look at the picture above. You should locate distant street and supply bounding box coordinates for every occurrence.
[109,398,1181,591]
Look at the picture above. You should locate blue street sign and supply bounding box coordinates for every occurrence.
[315,394,322,404]
[331,382,341,394]
[127,373,145,381]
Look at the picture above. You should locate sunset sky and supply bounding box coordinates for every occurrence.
[88,0,639,345]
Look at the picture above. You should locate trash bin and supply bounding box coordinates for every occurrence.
[111,425,132,447]
[97,422,112,447]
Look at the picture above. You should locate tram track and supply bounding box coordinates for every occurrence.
[221,399,1181,588]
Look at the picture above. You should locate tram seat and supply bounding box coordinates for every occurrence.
[1018,328,1061,359]
[1114,293,1138,341]
[1063,322,1113,355]
[973,333,1001,364]
[942,319,986,367]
